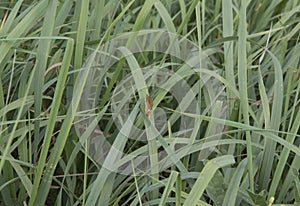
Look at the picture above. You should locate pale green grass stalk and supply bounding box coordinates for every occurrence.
[74,0,89,71]
[158,171,178,206]
[259,51,284,190]
[222,0,236,113]
[237,0,254,192]
[33,0,57,161]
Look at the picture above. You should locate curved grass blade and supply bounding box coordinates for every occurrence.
[183,155,235,206]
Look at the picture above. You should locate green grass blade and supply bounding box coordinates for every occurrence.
[29,39,74,205]
[176,173,182,206]
[223,159,247,206]
[0,0,23,34]
[86,103,141,205]
[183,155,235,206]
[159,171,178,206]
[269,59,300,198]
[154,1,176,33]
[0,1,48,72]
[33,0,58,160]
[237,0,254,192]
[74,0,89,70]
[259,50,284,190]
[222,0,236,113]
[9,155,32,196]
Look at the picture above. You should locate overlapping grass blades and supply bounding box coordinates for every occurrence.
[0,0,299,205]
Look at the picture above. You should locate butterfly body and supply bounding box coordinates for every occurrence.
[145,95,153,117]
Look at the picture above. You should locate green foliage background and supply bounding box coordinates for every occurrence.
[0,0,299,205]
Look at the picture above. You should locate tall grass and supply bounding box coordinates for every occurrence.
[0,0,299,205]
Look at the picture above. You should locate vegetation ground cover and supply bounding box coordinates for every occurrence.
[0,0,299,205]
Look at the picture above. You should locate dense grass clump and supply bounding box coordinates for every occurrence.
[0,0,299,205]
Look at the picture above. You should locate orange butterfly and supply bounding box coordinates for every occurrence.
[145,95,153,117]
